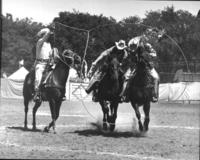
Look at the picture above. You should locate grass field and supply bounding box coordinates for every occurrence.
[0,98,199,160]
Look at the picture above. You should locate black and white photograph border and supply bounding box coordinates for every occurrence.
[1,0,200,159]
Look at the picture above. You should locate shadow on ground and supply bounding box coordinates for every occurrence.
[72,122,148,138]
[7,126,42,132]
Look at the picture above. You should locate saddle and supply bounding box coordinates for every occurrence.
[130,68,154,89]
[132,56,154,87]
[39,65,65,90]
[41,69,65,89]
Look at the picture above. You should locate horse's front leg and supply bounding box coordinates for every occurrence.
[24,99,29,129]
[32,101,42,130]
[99,100,109,130]
[131,101,143,131]
[44,99,57,133]
[143,102,150,131]
[109,101,119,132]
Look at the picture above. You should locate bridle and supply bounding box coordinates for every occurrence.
[56,50,80,70]
[106,56,122,82]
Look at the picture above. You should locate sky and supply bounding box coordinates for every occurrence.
[2,0,200,25]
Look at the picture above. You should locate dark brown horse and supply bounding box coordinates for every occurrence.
[23,49,81,133]
[127,28,165,132]
[128,55,154,132]
[97,54,123,131]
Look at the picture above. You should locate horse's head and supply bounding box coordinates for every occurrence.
[99,55,122,98]
[107,55,121,82]
[61,49,82,75]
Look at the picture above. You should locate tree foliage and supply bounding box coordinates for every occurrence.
[1,7,200,78]
[2,14,44,75]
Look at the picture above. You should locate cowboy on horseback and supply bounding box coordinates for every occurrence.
[85,40,128,102]
[120,28,164,103]
[33,27,56,102]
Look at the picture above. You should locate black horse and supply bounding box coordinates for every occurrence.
[128,55,155,132]
[23,49,81,133]
[97,54,123,131]
[127,28,166,132]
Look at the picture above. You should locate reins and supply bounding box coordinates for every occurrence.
[56,53,76,70]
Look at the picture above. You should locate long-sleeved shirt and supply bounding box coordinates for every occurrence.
[91,46,128,72]
[36,28,52,61]
[133,35,157,68]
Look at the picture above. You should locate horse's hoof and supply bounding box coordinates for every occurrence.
[32,126,37,131]
[143,121,149,132]
[43,126,49,132]
[103,122,108,131]
[109,124,115,132]
[143,126,149,132]
[24,126,28,130]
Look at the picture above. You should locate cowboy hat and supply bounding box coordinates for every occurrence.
[128,36,140,51]
[115,40,127,50]
[37,28,53,38]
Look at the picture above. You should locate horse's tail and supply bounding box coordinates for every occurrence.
[23,71,35,102]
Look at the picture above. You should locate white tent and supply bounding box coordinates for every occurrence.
[8,66,28,80]
[1,67,29,99]
[1,66,200,102]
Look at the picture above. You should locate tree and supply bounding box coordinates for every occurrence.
[2,8,199,78]
[1,14,44,76]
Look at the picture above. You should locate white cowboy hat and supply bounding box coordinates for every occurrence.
[115,40,127,50]
[128,36,140,51]
[37,28,52,38]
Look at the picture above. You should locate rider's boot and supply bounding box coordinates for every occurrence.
[85,71,103,94]
[119,80,129,103]
[33,89,41,103]
[151,79,159,103]
[85,78,98,94]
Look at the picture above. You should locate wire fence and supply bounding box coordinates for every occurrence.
[158,60,200,83]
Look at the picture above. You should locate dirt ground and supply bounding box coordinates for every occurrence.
[0,98,199,160]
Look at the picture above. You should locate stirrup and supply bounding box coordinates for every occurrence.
[33,94,41,103]
[151,96,158,103]
[33,91,41,103]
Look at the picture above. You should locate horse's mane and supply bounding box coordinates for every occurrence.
[129,55,153,88]
[98,53,123,100]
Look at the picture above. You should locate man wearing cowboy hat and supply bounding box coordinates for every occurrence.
[119,30,160,103]
[33,27,54,102]
[85,40,128,102]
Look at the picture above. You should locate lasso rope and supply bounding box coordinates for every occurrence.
[55,22,88,32]
[81,31,90,78]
